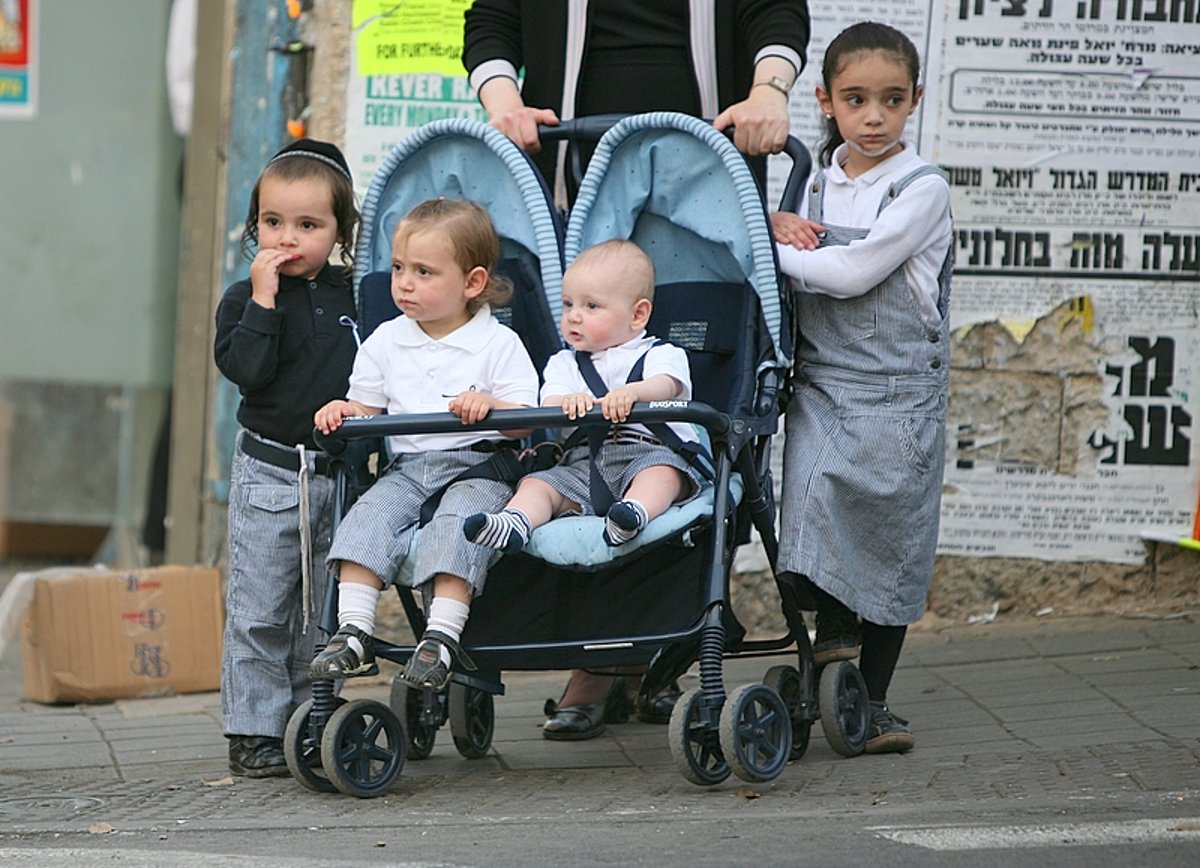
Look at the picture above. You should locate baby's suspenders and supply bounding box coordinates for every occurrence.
[567,344,714,515]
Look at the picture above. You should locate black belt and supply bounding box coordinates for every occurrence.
[468,439,521,453]
[240,433,330,475]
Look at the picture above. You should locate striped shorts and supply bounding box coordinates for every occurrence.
[529,441,701,516]
[326,448,513,593]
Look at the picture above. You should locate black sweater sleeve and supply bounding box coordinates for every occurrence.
[213,281,285,392]
[735,0,810,72]
[462,0,525,76]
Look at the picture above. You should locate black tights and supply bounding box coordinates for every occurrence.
[809,582,908,704]
[859,620,907,705]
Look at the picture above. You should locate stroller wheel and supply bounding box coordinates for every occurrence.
[818,660,869,757]
[719,683,792,783]
[449,682,495,759]
[763,665,812,760]
[390,676,441,760]
[668,687,731,786]
[320,699,406,798]
[283,696,345,793]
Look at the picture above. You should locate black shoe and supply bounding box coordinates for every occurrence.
[309,624,379,680]
[865,702,915,754]
[228,735,288,778]
[635,679,682,724]
[543,677,633,741]
[813,603,861,667]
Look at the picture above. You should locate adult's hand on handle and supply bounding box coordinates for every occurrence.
[713,87,790,157]
[489,106,560,153]
[478,76,559,153]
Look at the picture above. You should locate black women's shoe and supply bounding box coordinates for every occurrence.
[543,677,633,741]
[635,680,682,724]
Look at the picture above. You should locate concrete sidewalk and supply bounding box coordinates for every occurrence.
[1,606,1198,837]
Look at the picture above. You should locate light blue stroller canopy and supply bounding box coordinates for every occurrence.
[354,118,564,302]
[564,112,788,372]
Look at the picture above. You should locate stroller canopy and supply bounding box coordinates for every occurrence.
[564,112,788,370]
[354,118,564,303]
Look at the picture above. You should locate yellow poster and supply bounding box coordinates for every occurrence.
[353,0,472,77]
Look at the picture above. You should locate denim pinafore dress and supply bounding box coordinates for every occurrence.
[778,164,953,626]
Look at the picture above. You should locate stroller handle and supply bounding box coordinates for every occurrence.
[314,402,730,456]
[537,115,811,212]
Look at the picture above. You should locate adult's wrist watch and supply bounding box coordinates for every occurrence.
[753,76,792,98]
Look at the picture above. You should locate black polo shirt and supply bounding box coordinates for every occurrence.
[214,263,357,449]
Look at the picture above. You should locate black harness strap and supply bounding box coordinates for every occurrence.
[418,443,526,527]
[570,345,714,516]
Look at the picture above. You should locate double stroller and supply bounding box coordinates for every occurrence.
[282,114,871,798]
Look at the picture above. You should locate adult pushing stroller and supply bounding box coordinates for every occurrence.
[284,114,870,798]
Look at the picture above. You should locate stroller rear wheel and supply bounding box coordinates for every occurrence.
[390,676,442,760]
[320,698,406,798]
[449,682,495,758]
[719,683,792,783]
[818,660,869,757]
[283,696,346,793]
[668,687,731,786]
[763,664,812,760]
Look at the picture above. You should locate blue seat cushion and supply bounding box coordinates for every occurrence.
[393,474,742,584]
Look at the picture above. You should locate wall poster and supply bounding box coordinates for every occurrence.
[0,0,35,119]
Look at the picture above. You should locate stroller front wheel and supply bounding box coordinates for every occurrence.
[390,676,443,760]
[320,698,407,798]
[283,696,345,793]
[669,687,732,786]
[449,682,495,758]
[763,664,812,761]
[719,683,793,783]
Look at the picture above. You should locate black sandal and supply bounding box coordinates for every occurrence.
[309,624,378,680]
[398,630,476,690]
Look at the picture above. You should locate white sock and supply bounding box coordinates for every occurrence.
[425,597,470,667]
[337,582,380,657]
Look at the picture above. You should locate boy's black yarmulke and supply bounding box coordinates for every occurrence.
[269,138,352,181]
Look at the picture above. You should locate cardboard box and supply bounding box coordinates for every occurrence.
[18,565,224,703]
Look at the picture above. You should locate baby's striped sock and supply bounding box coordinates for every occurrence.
[603,499,648,547]
[463,508,532,552]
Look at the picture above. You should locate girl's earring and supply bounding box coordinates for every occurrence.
[825,113,834,120]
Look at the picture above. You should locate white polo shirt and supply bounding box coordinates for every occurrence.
[541,332,698,445]
[347,305,539,454]
[776,142,952,323]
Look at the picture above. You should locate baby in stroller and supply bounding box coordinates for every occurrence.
[464,238,702,556]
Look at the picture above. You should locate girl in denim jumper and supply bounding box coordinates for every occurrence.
[771,22,953,754]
